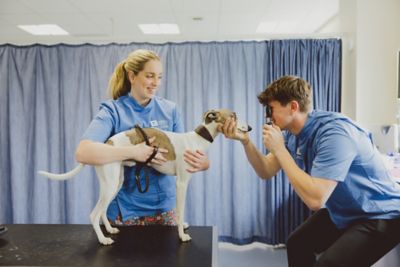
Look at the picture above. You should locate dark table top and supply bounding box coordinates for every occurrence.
[0,224,217,267]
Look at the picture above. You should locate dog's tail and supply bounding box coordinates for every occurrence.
[38,163,85,180]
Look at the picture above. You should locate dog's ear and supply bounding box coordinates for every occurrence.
[205,110,218,124]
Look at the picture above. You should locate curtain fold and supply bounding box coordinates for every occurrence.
[0,39,341,244]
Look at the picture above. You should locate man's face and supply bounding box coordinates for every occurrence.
[268,100,293,130]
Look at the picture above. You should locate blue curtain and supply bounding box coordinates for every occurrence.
[0,39,341,245]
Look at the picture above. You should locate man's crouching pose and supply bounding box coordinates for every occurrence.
[220,75,400,267]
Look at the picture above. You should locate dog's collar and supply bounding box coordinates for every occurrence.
[194,125,213,143]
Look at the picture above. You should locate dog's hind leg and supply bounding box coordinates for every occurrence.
[101,167,125,235]
[91,163,121,245]
[176,170,192,242]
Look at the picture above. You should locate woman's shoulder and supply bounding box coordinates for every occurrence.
[101,95,132,109]
[98,98,119,112]
[153,96,178,109]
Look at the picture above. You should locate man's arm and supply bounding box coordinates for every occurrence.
[219,118,281,179]
[273,147,337,210]
[264,124,338,210]
[241,137,281,179]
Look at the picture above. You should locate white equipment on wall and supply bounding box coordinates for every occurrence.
[363,124,399,154]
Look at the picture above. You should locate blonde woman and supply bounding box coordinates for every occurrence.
[76,49,209,226]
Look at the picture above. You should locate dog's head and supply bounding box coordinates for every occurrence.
[203,109,252,132]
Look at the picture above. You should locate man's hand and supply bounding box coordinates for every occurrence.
[262,124,285,154]
[184,150,210,173]
[218,118,250,144]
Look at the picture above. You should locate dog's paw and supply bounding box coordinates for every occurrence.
[180,233,192,242]
[107,227,120,234]
[99,237,115,245]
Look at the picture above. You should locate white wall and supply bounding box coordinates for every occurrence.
[340,0,400,124]
[323,3,400,265]
[340,4,400,261]
[338,0,357,119]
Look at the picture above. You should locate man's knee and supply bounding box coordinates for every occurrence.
[286,228,308,252]
[314,255,339,267]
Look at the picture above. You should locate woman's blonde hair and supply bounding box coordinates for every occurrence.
[108,49,160,100]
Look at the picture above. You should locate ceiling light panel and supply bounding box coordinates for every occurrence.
[138,24,180,34]
[18,24,69,35]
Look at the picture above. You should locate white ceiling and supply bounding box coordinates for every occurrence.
[0,0,340,45]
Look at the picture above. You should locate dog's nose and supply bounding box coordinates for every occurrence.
[237,121,252,132]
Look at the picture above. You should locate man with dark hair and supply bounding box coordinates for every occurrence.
[220,75,400,267]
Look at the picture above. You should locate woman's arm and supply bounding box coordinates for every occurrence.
[75,138,167,165]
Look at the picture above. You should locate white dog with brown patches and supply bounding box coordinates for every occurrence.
[39,109,251,245]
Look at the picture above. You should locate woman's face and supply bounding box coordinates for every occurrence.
[129,59,163,106]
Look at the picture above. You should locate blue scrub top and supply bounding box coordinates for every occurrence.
[285,110,400,229]
[82,94,183,220]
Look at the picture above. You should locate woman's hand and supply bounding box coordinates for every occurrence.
[134,137,168,165]
[184,150,210,173]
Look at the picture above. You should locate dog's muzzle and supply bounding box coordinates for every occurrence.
[237,120,252,132]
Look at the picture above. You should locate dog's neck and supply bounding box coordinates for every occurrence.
[194,123,220,143]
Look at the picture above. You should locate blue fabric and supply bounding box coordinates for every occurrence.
[82,95,183,219]
[286,110,400,228]
[82,95,183,142]
[0,40,341,244]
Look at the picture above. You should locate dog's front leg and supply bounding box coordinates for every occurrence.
[176,171,191,242]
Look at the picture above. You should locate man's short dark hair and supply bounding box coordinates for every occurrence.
[257,75,312,112]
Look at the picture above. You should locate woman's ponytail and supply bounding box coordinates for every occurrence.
[108,61,130,100]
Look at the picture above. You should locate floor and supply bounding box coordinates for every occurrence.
[218,242,288,267]
[218,242,400,267]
